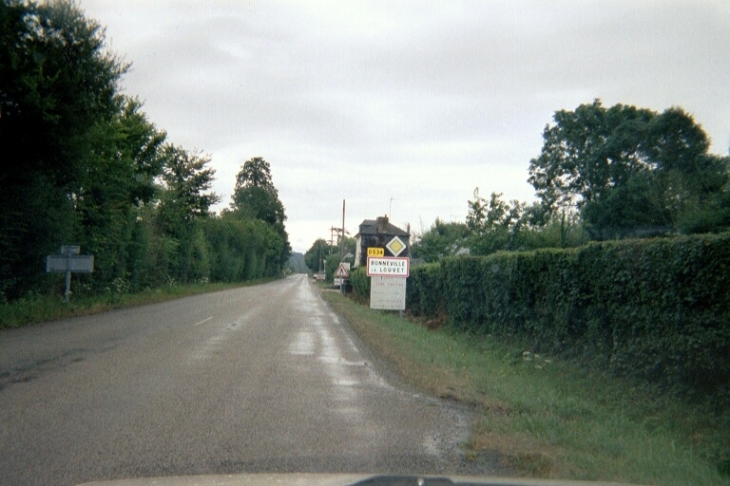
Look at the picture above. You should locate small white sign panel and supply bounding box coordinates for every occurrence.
[46,255,94,273]
[366,257,409,277]
[370,276,407,310]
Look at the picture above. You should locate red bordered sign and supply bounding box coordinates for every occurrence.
[366,257,410,277]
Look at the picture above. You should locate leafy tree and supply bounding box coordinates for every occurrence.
[411,218,468,262]
[339,236,357,258]
[0,0,126,297]
[287,253,308,274]
[155,144,219,282]
[230,157,285,229]
[233,156,278,196]
[231,185,286,229]
[519,209,587,250]
[465,188,526,255]
[74,97,167,290]
[304,239,333,273]
[229,156,291,271]
[528,100,729,239]
[157,145,218,227]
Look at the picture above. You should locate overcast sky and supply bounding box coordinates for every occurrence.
[80,0,730,253]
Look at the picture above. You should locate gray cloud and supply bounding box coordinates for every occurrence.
[83,0,730,253]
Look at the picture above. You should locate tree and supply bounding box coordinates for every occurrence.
[411,218,468,262]
[465,189,526,255]
[233,156,278,196]
[229,156,291,270]
[0,0,127,297]
[305,239,332,273]
[231,185,286,229]
[287,253,308,274]
[158,145,218,226]
[155,145,219,282]
[73,97,167,290]
[528,100,729,239]
[230,157,286,229]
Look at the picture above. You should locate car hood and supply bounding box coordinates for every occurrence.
[77,473,644,486]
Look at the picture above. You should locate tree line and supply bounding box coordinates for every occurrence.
[413,100,730,261]
[0,1,290,302]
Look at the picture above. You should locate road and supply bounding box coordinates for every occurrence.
[0,275,494,485]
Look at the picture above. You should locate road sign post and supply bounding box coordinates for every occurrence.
[334,263,350,293]
[366,256,410,311]
[46,246,94,302]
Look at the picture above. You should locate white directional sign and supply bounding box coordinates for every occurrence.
[366,257,409,277]
[60,245,80,255]
[370,276,407,310]
[46,255,94,273]
[45,246,94,302]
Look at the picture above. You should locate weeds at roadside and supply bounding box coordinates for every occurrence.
[0,278,278,329]
[321,290,729,486]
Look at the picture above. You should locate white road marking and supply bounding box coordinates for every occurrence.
[193,316,213,326]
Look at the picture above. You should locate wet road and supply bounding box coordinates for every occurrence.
[0,275,483,485]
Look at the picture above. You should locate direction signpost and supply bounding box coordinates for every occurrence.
[334,262,350,292]
[46,246,94,302]
[366,256,409,311]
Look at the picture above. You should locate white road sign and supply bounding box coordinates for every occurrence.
[366,257,409,277]
[370,276,407,310]
[46,255,94,273]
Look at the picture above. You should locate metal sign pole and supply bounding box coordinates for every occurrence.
[46,245,93,302]
[65,269,71,303]
[64,249,72,302]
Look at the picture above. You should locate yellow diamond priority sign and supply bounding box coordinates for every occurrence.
[385,236,406,257]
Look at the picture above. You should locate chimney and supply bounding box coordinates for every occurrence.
[376,215,389,234]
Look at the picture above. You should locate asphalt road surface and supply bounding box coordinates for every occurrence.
[0,275,495,485]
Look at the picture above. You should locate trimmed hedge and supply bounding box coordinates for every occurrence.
[350,267,370,299]
[406,233,730,401]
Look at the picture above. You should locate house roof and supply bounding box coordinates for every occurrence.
[356,218,409,237]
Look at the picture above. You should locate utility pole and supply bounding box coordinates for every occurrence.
[340,199,345,258]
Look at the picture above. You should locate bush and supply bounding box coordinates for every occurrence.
[407,233,730,402]
[349,267,370,300]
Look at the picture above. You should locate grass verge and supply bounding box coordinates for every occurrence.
[321,289,729,486]
[0,278,278,329]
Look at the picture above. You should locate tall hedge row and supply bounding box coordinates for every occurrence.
[407,233,730,400]
[350,267,370,298]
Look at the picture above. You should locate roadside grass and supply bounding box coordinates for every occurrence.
[0,278,278,329]
[321,289,729,486]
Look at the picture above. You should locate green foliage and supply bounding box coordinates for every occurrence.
[233,156,278,196]
[349,267,370,298]
[228,156,291,271]
[411,218,468,262]
[408,233,730,402]
[304,239,333,272]
[0,0,126,298]
[464,189,587,256]
[231,185,286,228]
[528,100,730,239]
[204,216,282,281]
[466,189,526,255]
[406,262,444,317]
[286,252,308,274]
[326,290,728,485]
[0,3,289,302]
